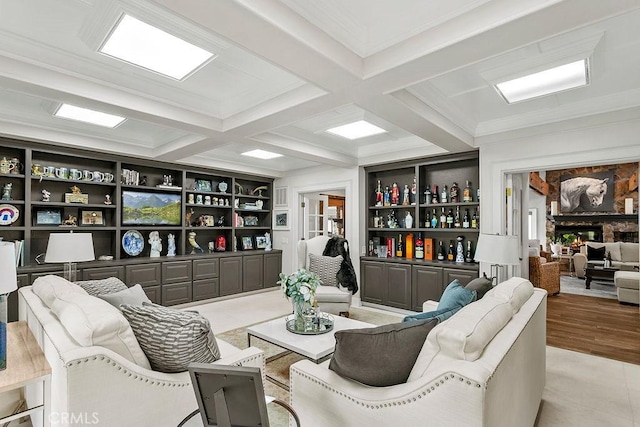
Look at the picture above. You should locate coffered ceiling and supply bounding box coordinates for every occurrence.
[0,0,639,177]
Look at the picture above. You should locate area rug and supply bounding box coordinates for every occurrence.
[560,275,617,299]
[216,307,403,426]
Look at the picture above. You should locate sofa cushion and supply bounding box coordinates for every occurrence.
[587,242,621,262]
[620,242,640,263]
[308,253,342,287]
[120,302,220,373]
[465,276,494,300]
[329,318,438,387]
[97,284,151,309]
[407,295,513,382]
[49,291,151,369]
[314,285,351,303]
[32,275,88,308]
[485,277,534,314]
[74,277,128,296]
[437,279,477,311]
[587,245,606,261]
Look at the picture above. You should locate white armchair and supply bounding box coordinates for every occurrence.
[297,235,352,316]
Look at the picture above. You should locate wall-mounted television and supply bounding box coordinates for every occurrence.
[122,190,181,225]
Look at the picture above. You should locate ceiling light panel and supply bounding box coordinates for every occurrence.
[326,120,387,140]
[495,59,589,104]
[100,14,215,80]
[54,104,126,128]
[241,149,283,160]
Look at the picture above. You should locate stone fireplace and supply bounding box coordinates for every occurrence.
[555,224,603,243]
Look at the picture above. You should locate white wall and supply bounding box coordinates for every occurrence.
[273,164,363,302]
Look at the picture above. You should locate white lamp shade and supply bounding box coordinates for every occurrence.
[0,242,17,294]
[45,233,95,263]
[474,234,520,265]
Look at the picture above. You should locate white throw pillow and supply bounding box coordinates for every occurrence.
[32,275,88,308]
[98,284,151,310]
[50,291,151,369]
[308,253,342,287]
[484,277,534,314]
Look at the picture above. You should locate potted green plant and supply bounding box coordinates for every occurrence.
[278,269,321,328]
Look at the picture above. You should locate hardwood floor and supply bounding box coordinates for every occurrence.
[546,293,640,364]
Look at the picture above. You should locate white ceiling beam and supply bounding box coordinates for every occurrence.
[153,135,229,161]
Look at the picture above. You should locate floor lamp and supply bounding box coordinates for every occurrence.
[44,232,95,282]
[474,234,520,285]
[0,242,18,370]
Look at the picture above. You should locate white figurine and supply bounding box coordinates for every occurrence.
[167,233,176,257]
[149,231,162,257]
[188,231,203,254]
[264,232,272,251]
[41,189,51,202]
[104,194,112,205]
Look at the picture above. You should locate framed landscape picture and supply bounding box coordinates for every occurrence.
[35,208,62,226]
[273,209,290,230]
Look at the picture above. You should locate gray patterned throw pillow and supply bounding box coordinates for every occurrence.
[308,253,342,287]
[120,302,220,373]
[74,277,128,296]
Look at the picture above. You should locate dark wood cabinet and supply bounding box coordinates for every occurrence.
[193,258,219,280]
[162,261,192,284]
[83,266,125,281]
[412,265,443,311]
[220,256,243,296]
[143,286,162,304]
[443,268,477,287]
[126,263,161,287]
[243,255,264,292]
[8,274,30,322]
[263,252,282,288]
[386,263,412,309]
[193,278,219,301]
[162,282,192,306]
[361,261,386,305]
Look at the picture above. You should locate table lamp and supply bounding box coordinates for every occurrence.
[0,242,18,370]
[45,232,95,282]
[473,234,520,285]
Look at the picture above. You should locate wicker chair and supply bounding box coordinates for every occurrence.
[529,256,560,295]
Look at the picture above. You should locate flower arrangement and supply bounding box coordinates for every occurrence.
[278,269,320,305]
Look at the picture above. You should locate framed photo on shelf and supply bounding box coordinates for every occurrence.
[79,209,105,226]
[35,209,62,226]
[195,179,212,192]
[255,235,268,249]
[241,236,254,250]
[272,209,290,230]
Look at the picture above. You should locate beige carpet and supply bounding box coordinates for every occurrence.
[216,307,403,426]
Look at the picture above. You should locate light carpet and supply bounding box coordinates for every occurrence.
[560,275,617,299]
[216,307,403,426]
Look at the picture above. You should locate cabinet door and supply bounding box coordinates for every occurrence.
[162,282,192,306]
[162,260,192,284]
[143,285,162,304]
[412,266,443,311]
[243,255,264,292]
[193,258,219,280]
[30,271,64,282]
[126,263,161,287]
[193,278,219,301]
[263,252,282,288]
[386,263,412,310]
[361,261,385,305]
[443,268,477,287]
[82,266,125,281]
[219,257,242,296]
[9,274,30,322]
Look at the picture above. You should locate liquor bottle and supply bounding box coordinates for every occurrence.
[446,209,454,228]
[447,240,455,261]
[425,210,431,228]
[432,184,439,204]
[423,185,431,205]
[373,210,380,228]
[465,240,474,263]
[450,182,459,203]
[387,237,395,258]
[440,185,448,204]
[455,236,465,263]
[463,180,473,202]
[471,209,478,229]
[415,233,424,259]
[440,207,447,228]
[454,206,461,228]
[463,209,470,229]
[437,241,445,261]
[406,234,414,259]
[396,234,404,258]
[431,208,438,228]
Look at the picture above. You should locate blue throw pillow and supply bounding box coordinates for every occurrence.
[403,306,461,323]
[437,279,477,311]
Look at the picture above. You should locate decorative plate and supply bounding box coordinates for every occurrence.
[122,230,144,256]
[0,204,19,225]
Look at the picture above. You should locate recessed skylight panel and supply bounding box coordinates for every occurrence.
[496,59,589,103]
[241,149,283,160]
[326,120,387,140]
[100,14,215,80]
[54,104,126,128]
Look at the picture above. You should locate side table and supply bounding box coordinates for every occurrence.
[0,321,51,427]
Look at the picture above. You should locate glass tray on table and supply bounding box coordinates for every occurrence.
[285,312,334,335]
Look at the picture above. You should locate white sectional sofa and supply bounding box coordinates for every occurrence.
[290,277,547,427]
[18,275,264,427]
[573,242,640,278]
